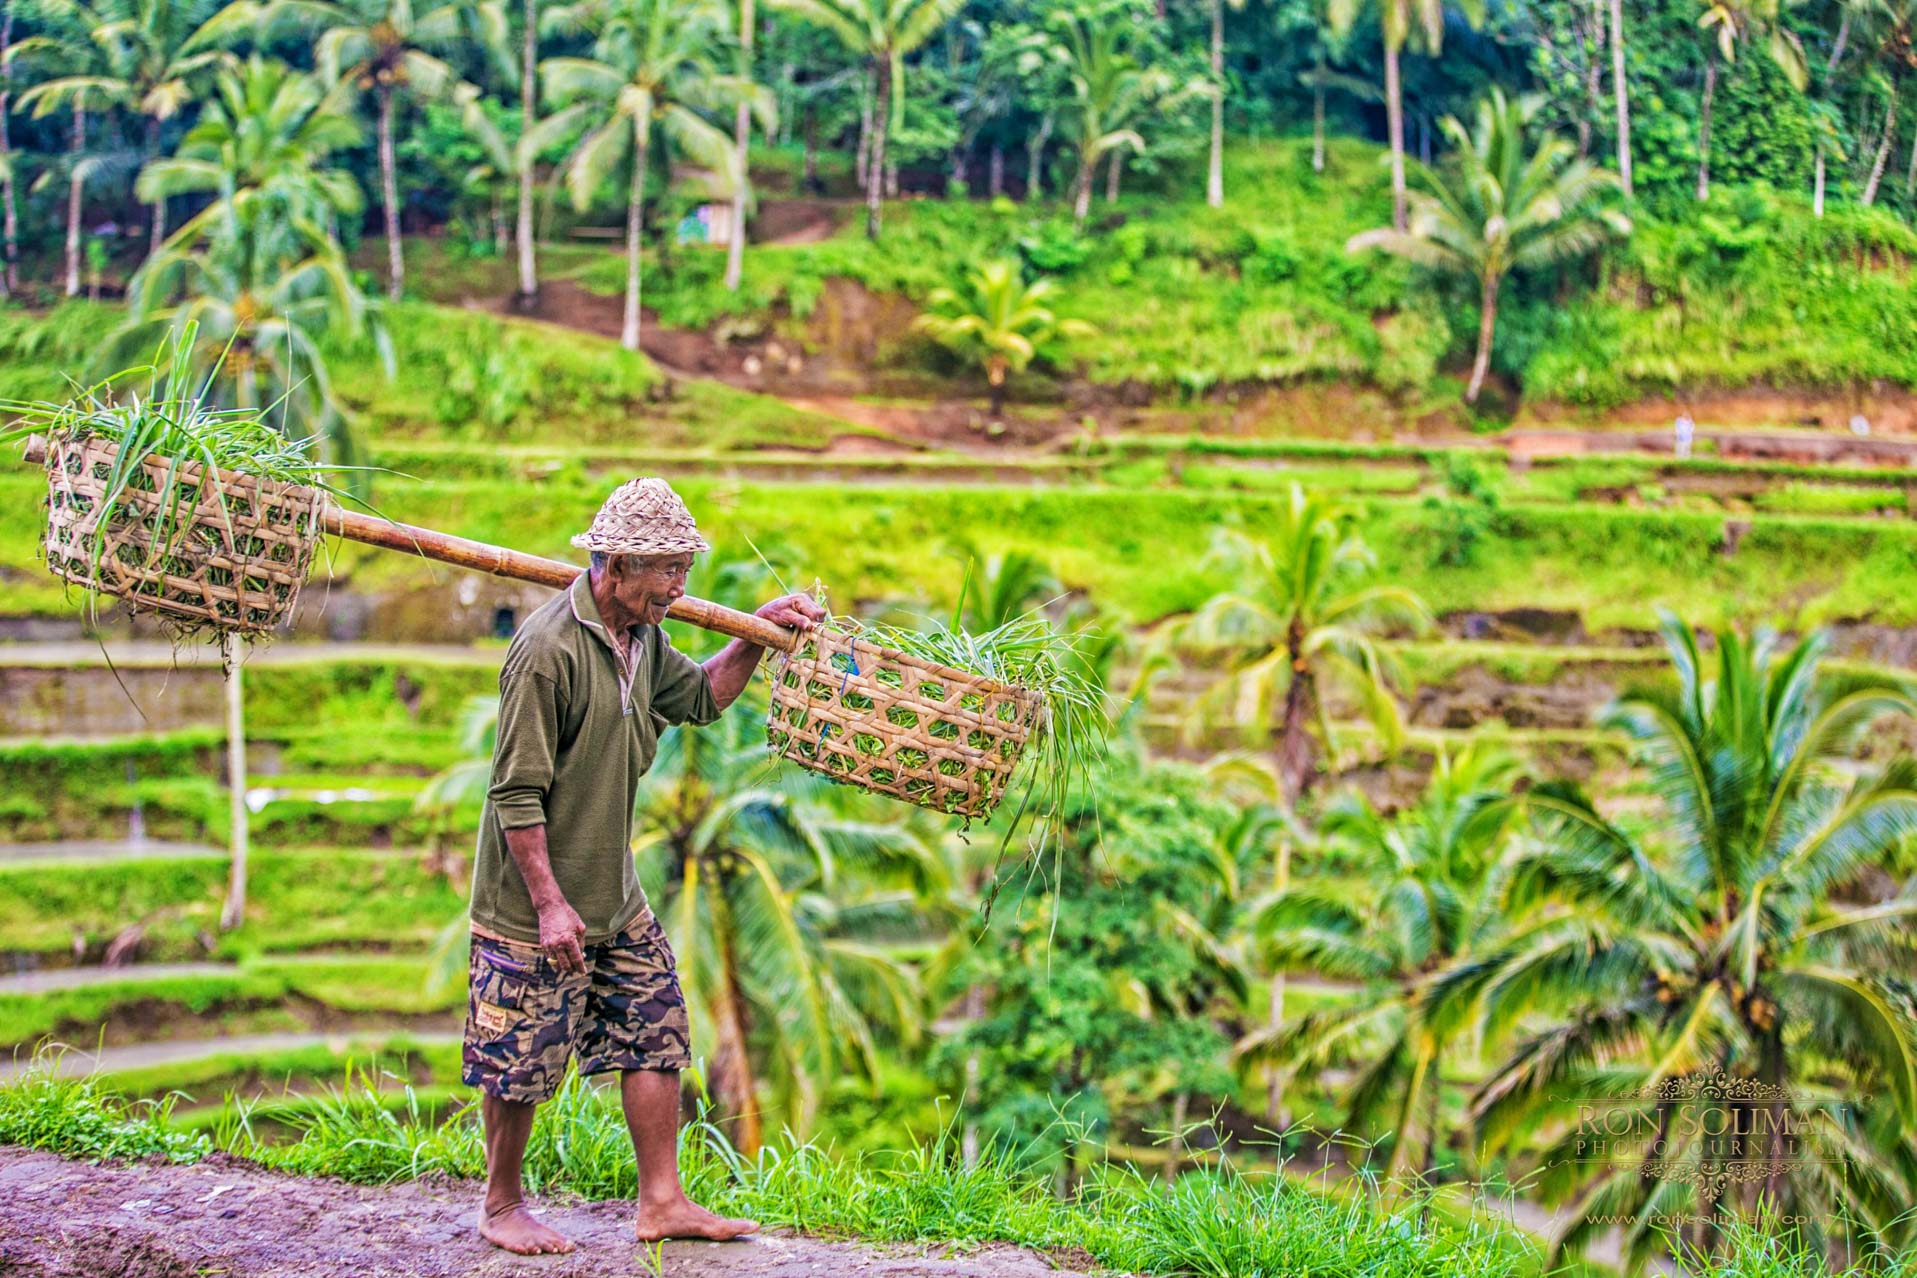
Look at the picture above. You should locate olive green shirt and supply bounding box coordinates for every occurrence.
[469,572,721,943]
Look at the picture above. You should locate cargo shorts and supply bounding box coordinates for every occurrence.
[461,909,693,1104]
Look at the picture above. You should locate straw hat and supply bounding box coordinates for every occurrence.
[571,477,711,557]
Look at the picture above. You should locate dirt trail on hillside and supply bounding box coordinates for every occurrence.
[0,1147,1110,1278]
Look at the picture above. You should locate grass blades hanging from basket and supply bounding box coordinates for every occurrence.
[765,591,1110,868]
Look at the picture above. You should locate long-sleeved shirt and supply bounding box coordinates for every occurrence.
[468,571,720,943]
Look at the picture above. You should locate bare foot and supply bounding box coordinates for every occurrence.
[634,1195,761,1242]
[478,1202,576,1255]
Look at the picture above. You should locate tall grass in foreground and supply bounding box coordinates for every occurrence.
[0,1058,1531,1277]
[0,1058,1897,1278]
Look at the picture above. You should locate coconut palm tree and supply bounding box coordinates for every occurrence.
[538,0,768,351]
[912,259,1093,419]
[1327,0,1485,232]
[1347,89,1629,405]
[136,57,364,232]
[120,180,390,478]
[1857,0,1917,205]
[9,0,239,263]
[722,0,755,293]
[513,0,548,301]
[1166,484,1430,804]
[1434,615,1917,1264]
[265,0,507,300]
[1609,0,1631,196]
[1695,0,1808,199]
[1203,0,1246,205]
[766,0,965,240]
[0,11,21,296]
[633,703,948,1153]
[7,0,120,296]
[1035,4,1210,230]
[1237,741,1522,1176]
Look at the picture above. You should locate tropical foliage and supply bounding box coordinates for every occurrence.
[1166,483,1431,803]
[1435,616,1917,1261]
[912,257,1091,416]
[1348,88,1630,403]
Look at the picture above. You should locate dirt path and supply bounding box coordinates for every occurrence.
[0,1146,1111,1278]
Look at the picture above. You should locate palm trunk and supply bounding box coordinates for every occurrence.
[960,982,985,1170]
[1695,52,1716,201]
[145,115,166,257]
[1205,0,1224,207]
[1383,40,1407,232]
[1610,0,1632,197]
[803,103,819,193]
[517,0,538,300]
[1104,148,1122,202]
[710,910,762,1156]
[1828,11,1850,70]
[0,12,17,297]
[854,74,872,193]
[1072,149,1094,229]
[219,634,249,931]
[1265,809,1291,1126]
[1862,91,1897,206]
[623,128,647,351]
[1466,272,1499,404]
[64,105,85,298]
[1423,1050,1442,1177]
[988,361,1006,417]
[1027,113,1053,199]
[1814,141,1826,216]
[1164,1091,1189,1180]
[378,84,403,300]
[1578,0,1601,160]
[1311,52,1326,174]
[724,0,755,291]
[1277,619,1315,802]
[988,143,1004,197]
[866,61,888,240]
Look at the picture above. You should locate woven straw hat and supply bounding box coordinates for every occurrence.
[571,477,711,556]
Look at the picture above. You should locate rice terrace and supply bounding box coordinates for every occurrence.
[5,0,1917,1273]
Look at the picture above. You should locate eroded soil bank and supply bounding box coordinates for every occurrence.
[0,1146,1111,1278]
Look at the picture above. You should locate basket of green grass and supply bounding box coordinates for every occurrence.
[3,326,342,638]
[766,609,1104,822]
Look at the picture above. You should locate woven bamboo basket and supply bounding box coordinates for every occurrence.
[42,434,325,634]
[766,627,1045,819]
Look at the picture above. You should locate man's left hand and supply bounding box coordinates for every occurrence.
[756,593,826,636]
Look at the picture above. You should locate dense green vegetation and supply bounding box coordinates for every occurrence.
[6,0,1917,1269]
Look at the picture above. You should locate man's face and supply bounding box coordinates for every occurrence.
[610,553,694,625]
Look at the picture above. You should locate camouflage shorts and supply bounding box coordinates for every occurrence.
[461,910,692,1104]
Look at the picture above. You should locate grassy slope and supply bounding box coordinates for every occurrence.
[0,299,863,455]
[0,850,466,960]
[0,956,458,1049]
[6,461,1913,630]
[543,139,1917,407]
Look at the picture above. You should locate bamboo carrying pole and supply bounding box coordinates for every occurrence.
[20,435,802,652]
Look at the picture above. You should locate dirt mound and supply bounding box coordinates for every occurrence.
[0,1146,1107,1278]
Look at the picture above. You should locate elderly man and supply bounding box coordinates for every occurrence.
[463,478,823,1256]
